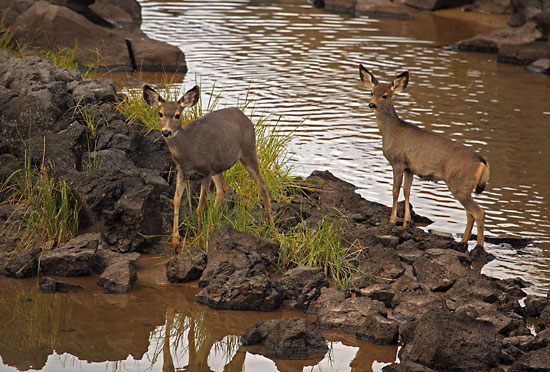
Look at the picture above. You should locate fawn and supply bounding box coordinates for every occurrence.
[359,65,489,247]
[143,85,273,250]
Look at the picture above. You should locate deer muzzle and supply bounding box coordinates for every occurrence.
[368,103,377,109]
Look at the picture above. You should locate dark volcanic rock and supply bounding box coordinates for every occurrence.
[467,0,512,14]
[508,345,550,372]
[538,306,550,332]
[3,247,42,278]
[382,360,439,372]
[356,313,399,345]
[39,277,83,293]
[279,266,329,311]
[524,294,549,317]
[166,248,207,283]
[40,233,104,276]
[509,0,550,27]
[400,308,500,372]
[98,260,138,294]
[323,0,413,20]
[241,318,328,358]
[316,296,387,333]
[196,225,282,310]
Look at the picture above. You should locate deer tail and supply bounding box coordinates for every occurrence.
[474,159,489,195]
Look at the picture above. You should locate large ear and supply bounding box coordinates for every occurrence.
[390,71,409,93]
[178,85,200,108]
[143,85,164,107]
[359,64,378,90]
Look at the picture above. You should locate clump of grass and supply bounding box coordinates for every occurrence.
[0,152,80,252]
[116,80,363,288]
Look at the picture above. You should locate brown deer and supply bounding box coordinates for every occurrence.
[359,65,489,247]
[143,85,273,250]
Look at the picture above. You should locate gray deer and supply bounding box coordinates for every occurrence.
[359,65,489,247]
[143,85,273,250]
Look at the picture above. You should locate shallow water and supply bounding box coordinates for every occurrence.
[2,1,550,371]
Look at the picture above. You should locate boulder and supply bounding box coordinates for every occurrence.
[322,0,412,20]
[316,296,387,333]
[98,260,138,294]
[357,246,406,280]
[467,0,512,14]
[165,248,207,283]
[400,308,500,372]
[538,306,550,332]
[509,0,550,27]
[241,318,328,358]
[13,1,186,72]
[3,247,42,278]
[40,233,103,276]
[524,294,549,317]
[196,225,282,311]
[528,58,550,73]
[279,266,329,311]
[508,345,550,372]
[497,41,550,65]
[355,314,399,345]
[403,0,474,11]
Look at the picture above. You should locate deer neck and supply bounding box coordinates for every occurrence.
[374,103,400,137]
[164,129,190,166]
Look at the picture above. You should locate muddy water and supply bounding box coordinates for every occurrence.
[2,1,550,371]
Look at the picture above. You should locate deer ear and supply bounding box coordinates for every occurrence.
[143,85,164,107]
[359,64,378,90]
[178,85,200,108]
[390,71,409,93]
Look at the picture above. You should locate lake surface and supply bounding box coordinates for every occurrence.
[1,1,549,371]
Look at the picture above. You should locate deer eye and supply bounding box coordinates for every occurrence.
[159,112,164,118]
[175,114,181,120]
[382,94,388,99]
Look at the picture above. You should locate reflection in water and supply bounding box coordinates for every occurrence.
[137,0,550,294]
[0,271,396,372]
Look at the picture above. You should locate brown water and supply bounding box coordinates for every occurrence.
[2,1,550,371]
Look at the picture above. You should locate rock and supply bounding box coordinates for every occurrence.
[279,266,329,311]
[95,246,140,273]
[357,246,405,280]
[509,0,550,27]
[71,78,118,105]
[469,244,496,262]
[3,247,42,278]
[356,314,399,345]
[538,306,550,332]
[165,248,207,283]
[88,0,141,29]
[13,1,187,72]
[322,0,412,20]
[240,318,328,358]
[400,308,500,372]
[40,233,103,276]
[392,288,447,323]
[412,254,458,292]
[524,294,549,317]
[527,58,550,73]
[467,0,512,14]
[453,22,542,54]
[497,41,550,65]
[382,360,438,372]
[316,296,386,333]
[39,277,83,293]
[97,260,137,294]
[309,286,348,314]
[356,283,395,308]
[445,268,501,303]
[403,0,474,11]
[508,345,550,372]
[196,225,282,311]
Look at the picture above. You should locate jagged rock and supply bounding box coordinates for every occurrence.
[316,296,386,333]
[279,266,329,311]
[527,58,550,74]
[97,260,137,294]
[196,225,282,310]
[3,247,42,278]
[400,308,500,372]
[524,294,549,317]
[382,360,438,372]
[356,313,399,345]
[39,277,83,293]
[466,0,512,14]
[358,246,405,280]
[497,41,550,65]
[40,233,103,276]
[538,306,550,332]
[509,0,550,27]
[241,318,328,358]
[166,248,207,283]
[508,345,550,372]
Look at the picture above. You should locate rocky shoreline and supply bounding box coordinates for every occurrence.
[0,49,549,371]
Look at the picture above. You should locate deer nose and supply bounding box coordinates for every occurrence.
[369,103,377,109]
[161,129,171,138]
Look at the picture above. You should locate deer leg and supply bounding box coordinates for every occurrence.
[212,173,228,206]
[390,167,404,224]
[403,170,413,227]
[197,176,212,232]
[241,160,273,225]
[172,170,187,251]
[457,194,485,247]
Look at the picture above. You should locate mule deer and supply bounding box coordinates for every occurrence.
[143,85,273,250]
[359,65,489,247]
